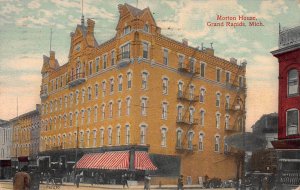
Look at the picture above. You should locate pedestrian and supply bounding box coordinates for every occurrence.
[122,173,129,188]
[144,174,151,190]
[177,175,184,190]
[13,166,31,190]
[95,172,99,185]
[75,173,81,188]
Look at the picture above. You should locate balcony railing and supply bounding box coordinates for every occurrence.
[178,64,200,75]
[175,144,196,152]
[40,90,48,99]
[176,116,199,126]
[225,125,241,132]
[68,73,86,87]
[177,91,199,102]
[117,52,131,68]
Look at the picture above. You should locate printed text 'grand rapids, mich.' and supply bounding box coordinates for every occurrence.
[207,15,264,28]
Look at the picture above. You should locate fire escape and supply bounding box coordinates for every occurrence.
[224,61,247,133]
[176,51,200,153]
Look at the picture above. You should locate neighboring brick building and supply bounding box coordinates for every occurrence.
[11,105,41,171]
[271,25,300,189]
[0,120,12,179]
[39,4,246,184]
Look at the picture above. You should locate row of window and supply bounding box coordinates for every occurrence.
[41,124,225,152]
[46,39,245,94]
[43,78,235,116]
[41,102,234,132]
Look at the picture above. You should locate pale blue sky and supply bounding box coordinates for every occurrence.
[0,0,299,130]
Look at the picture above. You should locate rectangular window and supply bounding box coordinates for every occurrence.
[108,128,112,145]
[162,102,168,119]
[163,49,168,65]
[123,26,131,35]
[103,55,107,69]
[200,88,205,103]
[95,57,100,72]
[200,63,205,77]
[118,100,121,117]
[127,72,132,89]
[126,98,131,115]
[109,103,113,118]
[87,109,91,123]
[142,72,148,89]
[176,131,182,148]
[121,43,130,59]
[143,42,148,59]
[88,87,92,100]
[215,136,220,152]
[287,109,299,135]
[225,115,230,129]
[102,81,106,97]
[141,98,147,116]
[288,70,299,95]
[216,93,220,107]
[110,78,114,94]
[101,105,105,120]
[94,107,98,123]
[225,96,230,110]
[140,126,146,144]
[178,55,184,68]
[225,71,231,84]
[89,61,93,75]
[161,128,167,147]
[111,51,115,66]
[116,127,121,145]
[162,78,168,94]
[216,68,221,82]
[216,113,221,128]
[126,125,130,145]
[100,129,104,146]
[239,76,244,87]
[200,110,205,126]
[95,84,98,99]
[118,76,123,91]
[93,130,97,147]
[199,134,204,151]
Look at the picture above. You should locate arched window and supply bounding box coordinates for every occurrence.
[288,69,299,96]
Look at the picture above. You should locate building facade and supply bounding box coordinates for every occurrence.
[39,4,246,184]
[0,120,12,179]
[252,113,278,149]
[271,25,300,189]
[11,105,41,170]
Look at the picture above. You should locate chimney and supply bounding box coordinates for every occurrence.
[50,51,55,61]
[118,4,124,15]
[87,18,95,35]
[182,38,188,46]
[230,57,237,64]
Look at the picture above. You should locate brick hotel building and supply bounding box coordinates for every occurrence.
[39,3,247,184]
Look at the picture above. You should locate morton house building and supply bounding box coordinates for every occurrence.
[39,3,247,184]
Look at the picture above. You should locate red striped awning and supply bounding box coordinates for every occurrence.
[75,151,129,170]
[134,151,157,170]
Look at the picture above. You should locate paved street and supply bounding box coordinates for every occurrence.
[0,181,235,190]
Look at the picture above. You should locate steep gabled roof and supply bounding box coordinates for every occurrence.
[125,3,144,17]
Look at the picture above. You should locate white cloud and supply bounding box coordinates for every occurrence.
[249,0,288,21]
[16,16,50,27]
[50,0,80,9]
[1,56,42,71]
[28,0,40,9]
[0,3,22,16]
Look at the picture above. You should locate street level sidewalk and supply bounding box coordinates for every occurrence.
[0,180,235,190]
